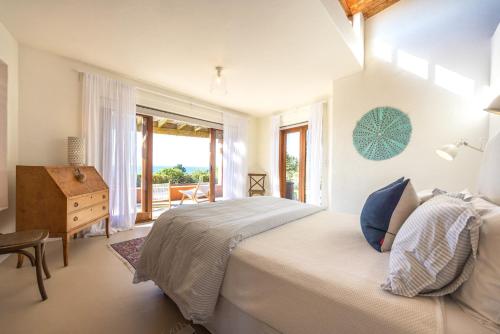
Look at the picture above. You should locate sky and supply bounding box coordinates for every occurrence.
[286,131,300,158]
[137,133,210,167]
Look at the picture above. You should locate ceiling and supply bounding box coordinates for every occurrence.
[0,0,362,115]
[339,0,400,19]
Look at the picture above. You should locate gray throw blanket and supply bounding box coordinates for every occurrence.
[133,196,322,323]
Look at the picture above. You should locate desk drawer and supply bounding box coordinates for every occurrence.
[67,202,108,231]
[68,190,108,213]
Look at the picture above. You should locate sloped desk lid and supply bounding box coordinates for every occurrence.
[44,166,108,198]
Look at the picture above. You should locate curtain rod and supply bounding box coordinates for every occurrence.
[74,69,232,116]
[272,98,329,118]
[137,105,223,126]
[136,87,227,116]
[280,121,308,130]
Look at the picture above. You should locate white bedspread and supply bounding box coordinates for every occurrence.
[133,197,322,323]
[220,210,447,334]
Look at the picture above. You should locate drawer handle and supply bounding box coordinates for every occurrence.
[74,202,79,208]
[102,206,106,210]
[102,194,106,199]
[73,216,78,222]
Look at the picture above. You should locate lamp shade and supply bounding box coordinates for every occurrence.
[436,144,459,161]
[67,137,85,166]
[210,66,227,95]
[485,95,500,115]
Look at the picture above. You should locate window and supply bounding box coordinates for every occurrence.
[279,125,307,202]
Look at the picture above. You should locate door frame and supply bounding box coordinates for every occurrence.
[279,125,307,202]
[135,114,222,223]
[136,114,153,222]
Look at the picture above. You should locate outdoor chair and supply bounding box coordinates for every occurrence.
[179,179,209,204]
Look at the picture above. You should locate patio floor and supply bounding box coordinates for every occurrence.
[137,197,222,220]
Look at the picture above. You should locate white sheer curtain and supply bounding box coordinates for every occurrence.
[82,73,137,234]
[269,115,281,197]
[306,102,324,206]
[223,113,248,199]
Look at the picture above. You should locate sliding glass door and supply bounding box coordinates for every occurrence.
[280,125,307,202]
[135,112,223,222]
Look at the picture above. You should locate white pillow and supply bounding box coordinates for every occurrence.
[417,188,472,204]
[417,189,434,204]
[452,197,500,329]
[381,195,481,297]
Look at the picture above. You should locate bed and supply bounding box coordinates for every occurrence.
[206,210,495,334]
[134,197,496,334]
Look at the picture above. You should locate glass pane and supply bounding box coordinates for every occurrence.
[151,117,210,218]
[215,130,223,199]
[136,115,144,213]
[285,131,300,200]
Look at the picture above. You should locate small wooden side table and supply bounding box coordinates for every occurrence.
[0,230,51,300]
[248,173,267,197]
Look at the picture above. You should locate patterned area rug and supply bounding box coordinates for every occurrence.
[109,236,209,334]
[109,237,146,271]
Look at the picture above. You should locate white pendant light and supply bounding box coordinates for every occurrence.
[210,66,227,95]
[485,95,500,115]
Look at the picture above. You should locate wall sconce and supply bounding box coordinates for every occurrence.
[436,140,483,161]
[484,95,500,115]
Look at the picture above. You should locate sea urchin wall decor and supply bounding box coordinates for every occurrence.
[353,107,412,161]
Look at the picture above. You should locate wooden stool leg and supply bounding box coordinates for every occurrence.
[41,243,51,279]
[34,244,48,301]
[16,254,25,268]
[62,235,69,267]
[105,217,110,239]
[16,250,35,268]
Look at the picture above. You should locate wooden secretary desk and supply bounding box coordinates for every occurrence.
[16,166,110,266]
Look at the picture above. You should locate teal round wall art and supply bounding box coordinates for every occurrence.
[353,107,412,161]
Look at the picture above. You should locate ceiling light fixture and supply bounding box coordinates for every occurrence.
[210,66,227,95]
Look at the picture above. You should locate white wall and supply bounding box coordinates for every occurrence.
[0,22,18,233]
[256,98,332,205]
[17,45,259,170]
[331,0,498,214]
[489,24,500,138]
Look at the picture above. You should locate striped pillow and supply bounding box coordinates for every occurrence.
[381,195,481,297]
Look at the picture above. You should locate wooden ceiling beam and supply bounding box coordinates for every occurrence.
[157,118,170,128]
[338,0,399,19]
[153,126,209,138]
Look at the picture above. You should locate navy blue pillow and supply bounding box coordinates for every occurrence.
[360,178,419,252]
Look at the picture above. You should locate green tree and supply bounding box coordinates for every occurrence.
[174,164,186,173]
[152,166,211,185]
[286,154,298,181]
[154,167,190,184]
[190,169,210,182]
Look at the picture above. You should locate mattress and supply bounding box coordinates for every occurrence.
[210,211,495,334]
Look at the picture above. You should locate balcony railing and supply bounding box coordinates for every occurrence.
[137,183,223,203]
